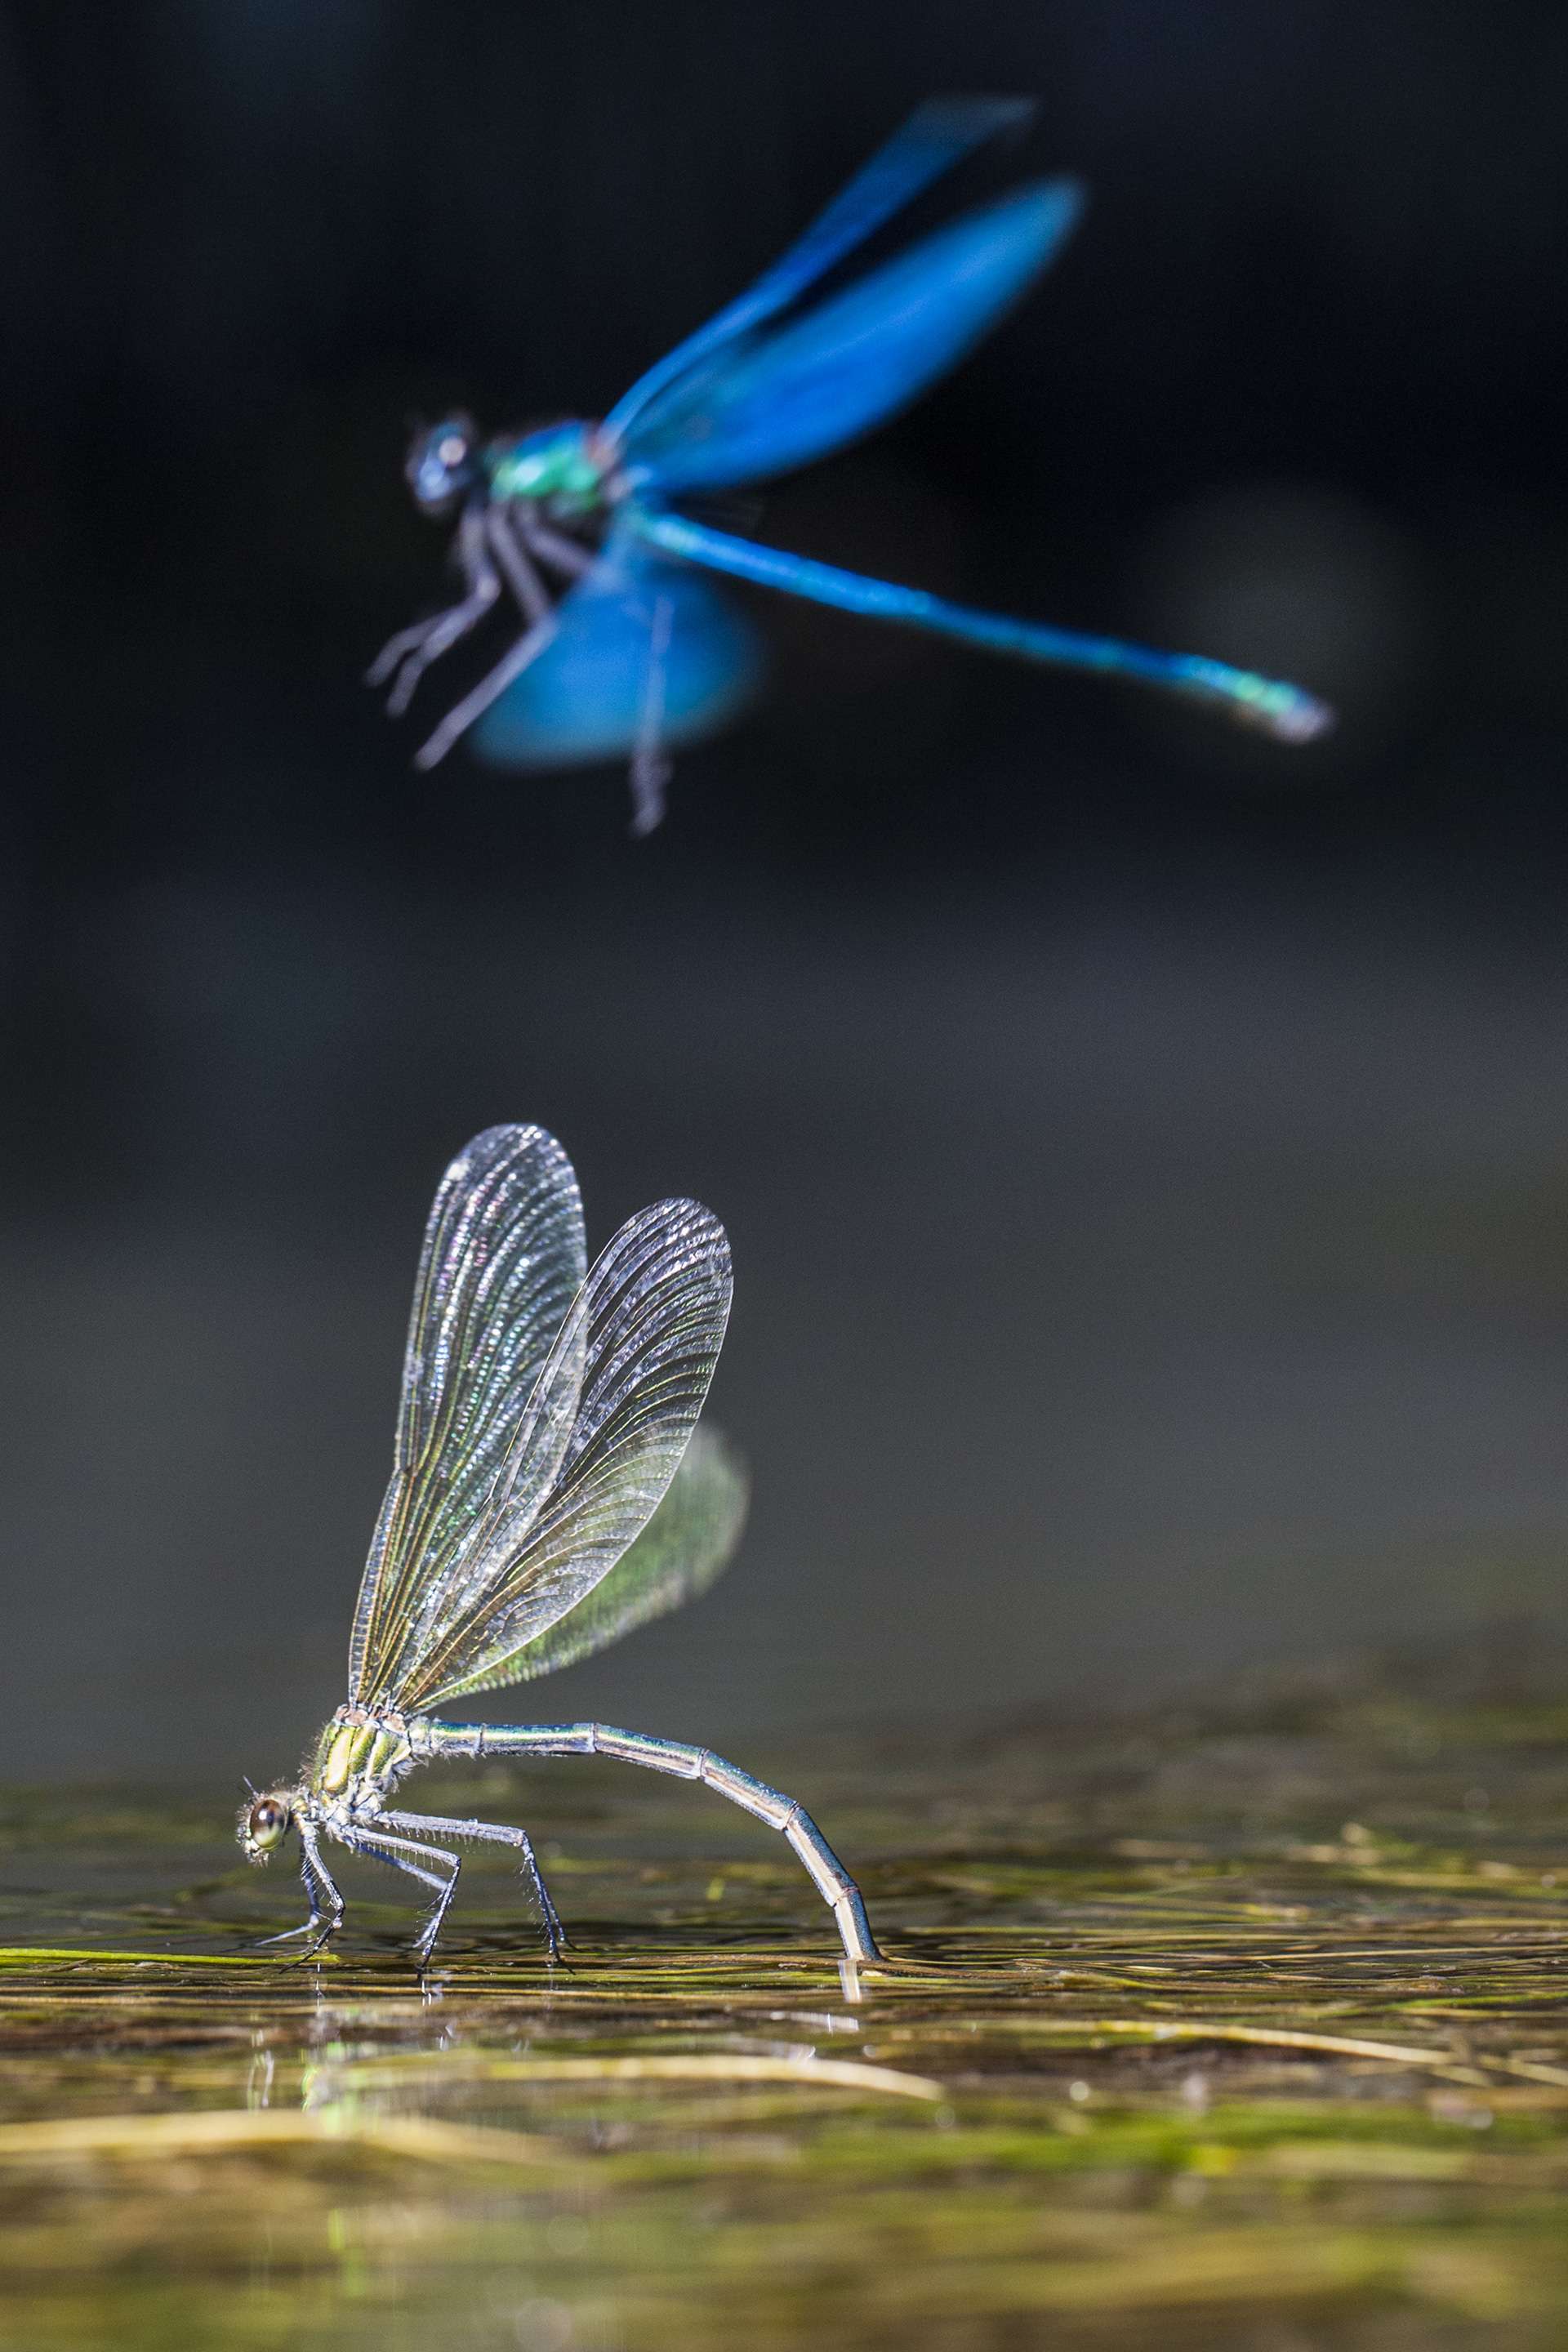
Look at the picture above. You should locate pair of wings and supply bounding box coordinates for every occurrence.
[348,1126,745,1713]
[606,95,1080,491]
[472,98,1080,770]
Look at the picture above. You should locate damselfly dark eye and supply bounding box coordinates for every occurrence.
[406,416,478,513]
[245,1796,290,1852]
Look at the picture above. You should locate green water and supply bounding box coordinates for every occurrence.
[5,1690,1568,2349]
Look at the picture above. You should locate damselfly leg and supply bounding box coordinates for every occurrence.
[368,506,502,715]
[336,1824,461,1965]
[514,514,596,581]
[413,610,559,769]
[630,591,675,836]
[482,509,553,623]
[254,1822,344,1955]
[381,1810,568,1956]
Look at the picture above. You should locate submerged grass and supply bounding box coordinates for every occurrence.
[4,1680,1568,2348]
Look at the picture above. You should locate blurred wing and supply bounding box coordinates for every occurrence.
[497,1423,748,1680]
[620,180,1081,497]
[470,533,761,771]
[349,1126,587,1706]
[603,97,1034,441]
[389,1198,733,1710]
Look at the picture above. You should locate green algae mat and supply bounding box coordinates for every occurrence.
[5,1686,1568,2350]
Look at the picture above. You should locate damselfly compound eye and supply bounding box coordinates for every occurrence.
[243,1796,291,1855]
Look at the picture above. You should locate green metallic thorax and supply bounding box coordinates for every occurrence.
[485,423,610,514]
[307,1706,413,1806]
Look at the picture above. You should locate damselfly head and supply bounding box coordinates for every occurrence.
[238,1791,295,1863]
[406,415,480,514]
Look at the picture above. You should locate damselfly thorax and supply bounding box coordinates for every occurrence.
[238,1124,883,1971]
[306,1706,417,1819]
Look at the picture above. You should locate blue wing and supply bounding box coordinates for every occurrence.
[617,181,1082,497]
[602,97,1034,442]
[469,537,763,770]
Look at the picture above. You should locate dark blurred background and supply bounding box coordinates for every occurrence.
[4,1,1568,1784]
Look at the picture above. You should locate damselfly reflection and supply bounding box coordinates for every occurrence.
[239,1125,880,1968]
[374,97,1331,831]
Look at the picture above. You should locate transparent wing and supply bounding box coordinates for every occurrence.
[349,1126,586,1705]
[493,1422,748,1681]
[470,531,761,771]
[602,96,1034,442]
[385,1197,733,1711]
[619,180,1081,497]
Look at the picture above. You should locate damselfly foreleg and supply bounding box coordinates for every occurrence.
[381,1809,567,1956]
[416,1720,883,1964]
[368,506,502,715]
[256,1820,344,1955]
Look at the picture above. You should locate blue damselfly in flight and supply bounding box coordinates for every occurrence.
[372,97,1331,831]
[239,1124,880,1968]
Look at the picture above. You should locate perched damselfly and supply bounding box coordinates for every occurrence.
[239,1124,880,1967]
[373,96,1331,831]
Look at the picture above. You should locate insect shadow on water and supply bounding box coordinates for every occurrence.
[372,96,1334,833]
[238,1123,882,1971]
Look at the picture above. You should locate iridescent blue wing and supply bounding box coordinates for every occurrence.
[602,97,1034,442]
[470,533,761,771]
[617,181,1081,497]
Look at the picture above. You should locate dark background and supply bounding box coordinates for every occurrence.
[4,1,1568,1784]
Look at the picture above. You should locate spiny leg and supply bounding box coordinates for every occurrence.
[381,1809,568,1957]
[255,1822,344,1956]
[416,1720,883,1965]
[413,610,559,769]
[340,1824,461,1963]
[368,506,501,713]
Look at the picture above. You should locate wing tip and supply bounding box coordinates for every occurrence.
[639,1196,733,1284]
[1004,173,1089,249]
[917,93,1037,140]
[458,1121,574,1174]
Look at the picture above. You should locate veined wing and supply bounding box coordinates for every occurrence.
[603,97,1034,442]
[386,1197,733,1711]
[495,1423,747,1680]
[349,1126,586,1705]
[618,180,1081,497]
[470,531,761,771]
